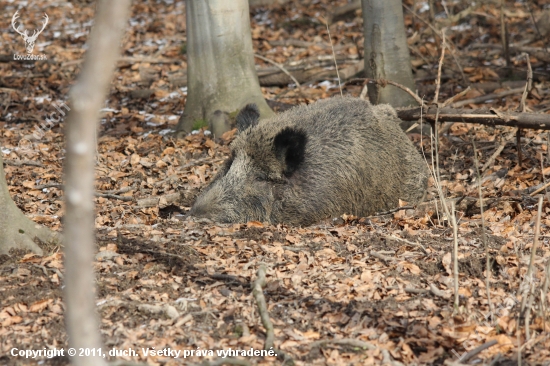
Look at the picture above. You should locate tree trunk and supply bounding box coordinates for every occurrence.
[362,0,416,107]
[63,1,130,365]
[176,0,274,137]
[0,152,58,255]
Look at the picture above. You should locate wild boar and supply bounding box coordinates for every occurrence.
[189,97,428,225]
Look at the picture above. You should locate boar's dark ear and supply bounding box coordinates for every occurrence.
[236,104,260,132]
[273,127,307,176]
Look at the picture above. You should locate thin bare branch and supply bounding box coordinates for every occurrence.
[433,29,447,104]
[254,54,301,87]
[252,265,274,350]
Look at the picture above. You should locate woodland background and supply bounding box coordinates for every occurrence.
[1,0,550,365]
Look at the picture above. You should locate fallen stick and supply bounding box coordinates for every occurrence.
[309,338,375,351]
[429,283,451,299]
[252,265,274,350]
[4,159,43,167]
[470,43,550,63]
[451,87,525,108]
[481,128,518,173]
[95,192,133,201]
[396,107,550,130]
[457,339,498,363]
[254,54,301,87]
[370,251,394,263]
[137,192,181,208]
[384,235,429,255]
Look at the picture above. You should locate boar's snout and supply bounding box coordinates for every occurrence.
[189,190,232,223]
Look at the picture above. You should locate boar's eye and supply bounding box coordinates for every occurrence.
[255,174,269,182]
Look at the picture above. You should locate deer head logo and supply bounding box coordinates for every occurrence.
[11,11,49,54]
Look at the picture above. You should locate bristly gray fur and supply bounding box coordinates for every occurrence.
[190,97,429,225]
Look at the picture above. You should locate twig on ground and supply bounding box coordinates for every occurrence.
[429,283,451,299]
[208,273,247,286]
[4,159,43,167]
[387,286,430,294]
[442,86,471,108]
[95,192,133,201]
[137,192,181,208]
[384,235,429,255]
[97,223,149,232]
[452,87,525,108]
[283,246,306,253]
[481,128,518,173]
[179,157,224,172]
[382,349,405,366]
[98,186,134,195]
[458,340,499,363]
[529,181,550,197]
[370,251,394,263]
[32,183,135,202]
[154,174,181,187]
[252,265,274,350]
[254,54,301,87]
[34,183,63,190]
[310,338,375,350]
[62,56,181,67]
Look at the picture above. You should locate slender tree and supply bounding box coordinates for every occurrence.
[63,1,131,365]
[176,0,274,137]
[362,0,416,107]
[0,151,58,255]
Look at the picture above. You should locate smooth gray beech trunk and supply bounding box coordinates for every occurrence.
[362,0,416,107]
[0,152,58,255]
[176,0,274,136]
[63,1,130,366]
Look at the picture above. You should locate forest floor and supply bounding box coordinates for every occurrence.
[1,0,550,365]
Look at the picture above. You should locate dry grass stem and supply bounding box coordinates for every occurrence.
[325,21,343,97]
[450,200,459,308]
[433,29,447,104]
[473,141,494,321]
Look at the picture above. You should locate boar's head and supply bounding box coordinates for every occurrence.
[189,104,307,223]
